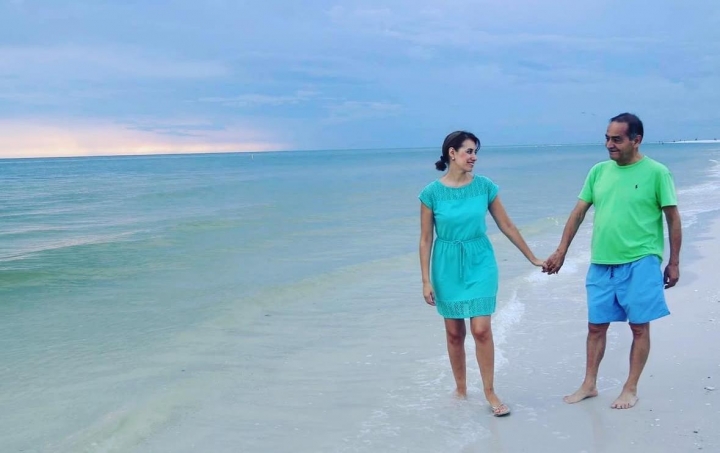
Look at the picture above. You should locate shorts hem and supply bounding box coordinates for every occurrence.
[628,310,671,324]
[589,310,671,324]
[588,317,626,324]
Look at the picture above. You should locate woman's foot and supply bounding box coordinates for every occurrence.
[490,403,511,417]
[484,390,510,416]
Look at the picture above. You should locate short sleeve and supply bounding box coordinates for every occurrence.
[578,166,596,203]
[656,169,678,207]
[418,185,434,209]
[487,179,499,203]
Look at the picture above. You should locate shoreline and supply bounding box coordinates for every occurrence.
[667,139,720,144]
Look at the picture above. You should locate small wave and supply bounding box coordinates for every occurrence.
[0,206,82,219]
[492,291,526,371]
[0,231,142,263]
[0,269,53,287]
[0,225,70,236]
[677,158,720,227]
[524,270,550,284]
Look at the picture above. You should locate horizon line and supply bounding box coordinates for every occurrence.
[1,139,718,161]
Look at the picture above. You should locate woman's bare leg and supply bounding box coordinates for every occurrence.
[444,318,467,397]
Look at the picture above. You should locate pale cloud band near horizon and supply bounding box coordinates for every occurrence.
[0,120,286,159]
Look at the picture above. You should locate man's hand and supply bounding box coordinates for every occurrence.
[543,250,566,275]
[664,263,679,289]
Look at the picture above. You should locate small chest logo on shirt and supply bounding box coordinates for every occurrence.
[635,184,638,189]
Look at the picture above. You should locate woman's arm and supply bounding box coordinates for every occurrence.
[488,196,543,266]
[419,203,436,305]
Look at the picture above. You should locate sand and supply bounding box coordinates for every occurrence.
[458,217,720,453]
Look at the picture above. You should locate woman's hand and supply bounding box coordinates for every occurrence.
[530,257,545,267]
[423,282,436,306]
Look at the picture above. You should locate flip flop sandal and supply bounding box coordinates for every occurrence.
[491,403,511,417]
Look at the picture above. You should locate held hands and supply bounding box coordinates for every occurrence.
[664,263,679,288]
[530,257,545,267]
[423,282,436,306]
[542,249,566,274]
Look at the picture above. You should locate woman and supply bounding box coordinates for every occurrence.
[418,130,543,417]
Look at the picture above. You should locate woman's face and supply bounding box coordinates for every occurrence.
[450,139,478,172]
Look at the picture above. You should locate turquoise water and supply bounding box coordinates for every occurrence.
[1,144,719,452]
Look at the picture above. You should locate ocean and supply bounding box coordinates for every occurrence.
[1,143,719,452]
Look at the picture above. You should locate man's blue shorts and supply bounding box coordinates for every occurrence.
[585,255,670,325]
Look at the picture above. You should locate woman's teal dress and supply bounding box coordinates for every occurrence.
[419,175,499,319]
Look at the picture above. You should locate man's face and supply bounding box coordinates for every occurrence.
[605,121,640,164]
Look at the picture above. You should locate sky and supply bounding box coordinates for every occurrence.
[1,0,719,157]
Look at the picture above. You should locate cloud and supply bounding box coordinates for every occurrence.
[0,83,118,106]
[326,3,657,53]
[0,118,286,158]
[0,45,229,80]
[325,101,402,123]
[198,90,319,107]
[122,119,227,137]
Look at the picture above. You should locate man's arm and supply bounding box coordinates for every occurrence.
[662,205,682,288]
[543,199,592,274]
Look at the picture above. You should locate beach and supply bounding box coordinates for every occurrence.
[0,144,719,452]
[445,216,720,453]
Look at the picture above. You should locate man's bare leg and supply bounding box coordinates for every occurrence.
[611,322,649,409]
[444,318,467,397]
[564,322,609,404]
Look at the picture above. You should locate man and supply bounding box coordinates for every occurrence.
[543,113,682,410]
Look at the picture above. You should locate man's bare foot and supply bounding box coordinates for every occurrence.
[563,385,599,404]
[610,388,638,409]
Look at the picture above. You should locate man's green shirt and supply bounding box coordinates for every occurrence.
[579,156,677,264]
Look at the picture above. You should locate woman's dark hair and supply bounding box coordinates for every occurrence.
[435,131,480,171]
